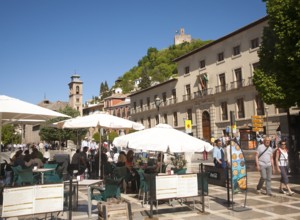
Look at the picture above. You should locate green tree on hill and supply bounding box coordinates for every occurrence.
[115,39,211,93]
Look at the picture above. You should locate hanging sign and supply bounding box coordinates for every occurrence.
[185,120,192,133]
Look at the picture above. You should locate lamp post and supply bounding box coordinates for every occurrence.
[154,97,163,124]
[265,106,269,136]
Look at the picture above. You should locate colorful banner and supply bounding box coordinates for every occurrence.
[185,120,192,133]
[231,142,247,193]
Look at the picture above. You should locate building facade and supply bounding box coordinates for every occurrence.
[129,16,295,142]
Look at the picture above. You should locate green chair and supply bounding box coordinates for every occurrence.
[113,166,128,193]
[44,163,62,184]
[174,168,187,175]
[11,165,38,186]
[137,169,148,207]
[88,177,122,217]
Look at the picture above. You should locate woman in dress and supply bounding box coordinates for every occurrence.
[276,140,294,196]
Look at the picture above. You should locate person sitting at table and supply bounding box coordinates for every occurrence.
[25,150,44,168]
[156,152,165,173]
[116,151,127,167]
[31,146,44,161]
[13,150,26,168]
[126,150,140,193]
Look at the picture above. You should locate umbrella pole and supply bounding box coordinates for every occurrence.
[98,128,101,179]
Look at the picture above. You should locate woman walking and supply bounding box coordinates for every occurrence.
[276,140,294,196]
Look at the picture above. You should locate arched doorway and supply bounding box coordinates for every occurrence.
[202,111,211,141]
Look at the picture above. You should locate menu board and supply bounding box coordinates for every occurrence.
[2,184,64,218]
[155,174,198,199]
[231,144,247,193]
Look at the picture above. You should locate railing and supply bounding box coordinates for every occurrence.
[230,79,245,90]
[215,84,228,93]
[182,94,192,101]
[194,88,213,98]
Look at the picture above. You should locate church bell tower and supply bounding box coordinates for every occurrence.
[69,74,83,115]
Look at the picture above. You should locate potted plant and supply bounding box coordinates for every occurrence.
[170,155,187,174]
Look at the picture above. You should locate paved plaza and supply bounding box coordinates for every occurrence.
[1,162,300,220]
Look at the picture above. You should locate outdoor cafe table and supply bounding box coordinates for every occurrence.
[32,168,55,184]
[65,179,103,218]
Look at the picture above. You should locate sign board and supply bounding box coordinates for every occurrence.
[252,127,264,132]
[185,120,192,133]
[2,184,64,218]
[155,174,198,200]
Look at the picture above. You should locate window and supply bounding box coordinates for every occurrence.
[221,102,228,120]
[186,85,191,96]
[251,38,259,49]
[172,89,176,98]
[233,45,240,56]
[76,86,80,94]
[219,73,226,92]
[255,95,265,115]
[133,102,136,111]
[185,66,190,74]
[76,98,79,103]
[164,114,168,124]
[162,92,167,104]
[234,68,243,88]
[140,99,143,110]
[187,109,192,121]
[147,97,150,108]
[173,112,178,127]
[148,117,151,128]
[237,98,245,118]
[200,59,206,69]
[184,84,191,100]
[217,52,224,62]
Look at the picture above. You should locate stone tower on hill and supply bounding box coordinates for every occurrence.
[174,28,191,45]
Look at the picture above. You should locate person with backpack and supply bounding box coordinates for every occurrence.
[276,140,294,196]
[256,136,275,196]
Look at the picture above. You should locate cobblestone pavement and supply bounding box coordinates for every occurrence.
[1,150,300,220]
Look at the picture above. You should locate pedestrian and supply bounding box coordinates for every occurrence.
[213,139,226,168]
[256,136,275,196]
[276,140,294,196]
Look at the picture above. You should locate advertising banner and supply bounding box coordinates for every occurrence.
[231,142,247,193]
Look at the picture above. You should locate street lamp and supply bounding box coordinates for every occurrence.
[265,106,269,136]
[154,97,163,124]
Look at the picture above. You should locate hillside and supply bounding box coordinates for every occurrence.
[113,39,212,93]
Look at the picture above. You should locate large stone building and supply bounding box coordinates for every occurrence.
[129,16,296,143]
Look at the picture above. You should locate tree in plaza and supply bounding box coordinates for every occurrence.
[1,124,21,146]
[39,106,87,147]
[253,0,300,108]
[253,0,300,173]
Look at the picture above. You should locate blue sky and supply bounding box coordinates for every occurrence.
[0,0,267,105]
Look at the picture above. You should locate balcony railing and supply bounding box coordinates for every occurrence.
[182,94,192,101]
[194,88,213,98]
[215,84,228,93]
[230,79,245,90]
